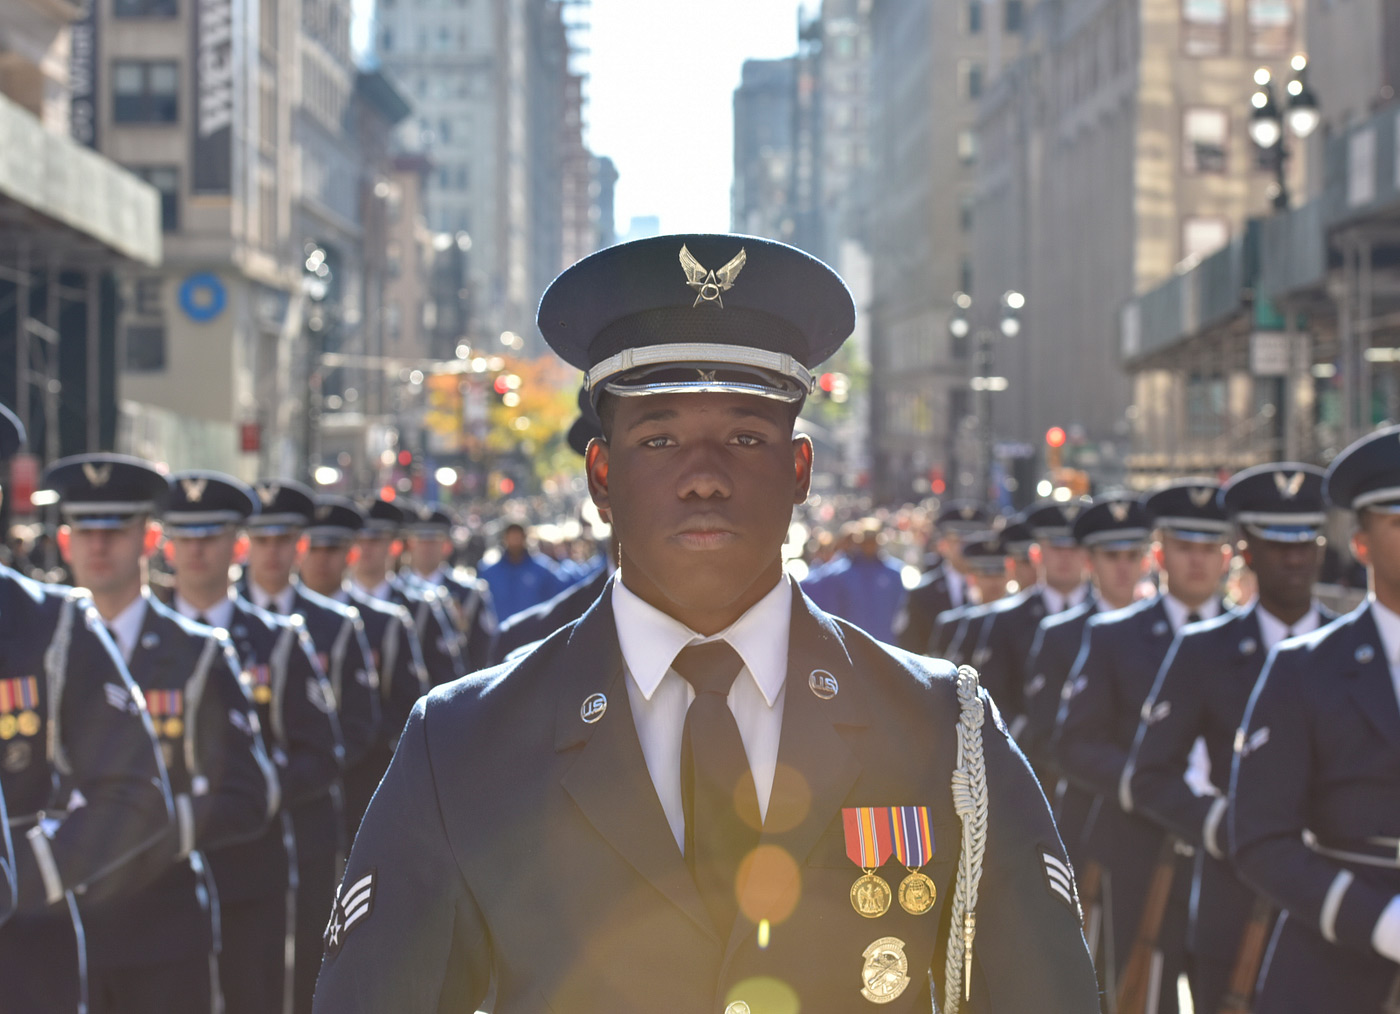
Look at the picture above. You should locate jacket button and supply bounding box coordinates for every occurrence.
[725,1004,751,1014]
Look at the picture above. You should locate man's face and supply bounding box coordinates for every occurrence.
[1089,545,1148,608]
[300,542,350,594]
[1156,534,1231,607]
[355,534,392,578]
[1243,535,1322,613]
[1041,544,1088,593]
[937,534,966,570]
[407,535,447,573]
[65,519,148,595]
[973,572,1009,604]
[503,528,526,554]
[169,530,236,596]
[1011,557,1037,590]
[588,391,811,624]
[247,532,300,590]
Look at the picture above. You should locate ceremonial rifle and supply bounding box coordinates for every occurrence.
[1216,896,1274,1014]
[1116,836,1180,1014]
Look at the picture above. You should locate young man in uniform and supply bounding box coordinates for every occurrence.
[930,529,1010,663]
[971,501,1090,738]
[240,479,378,1014]
[400,502,497,671]
[1055,479,1232,1014]
[299,495,428,836]
[163,471,343,1014]
[313,234,1099,1013]
[1231,428,1400,1012]
[1129,463,1331,1014]
[46,453,277,1014]
[893,501,989,653]
[0,409,173,1012]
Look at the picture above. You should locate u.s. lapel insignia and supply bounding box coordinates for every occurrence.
[256,483,279,507]
[1355,644,1375,664]
[580,692,607,724]
[679,244,747,308]
[1189,487,1214,508]
[140,631,159,650]
[859,936,910,1004]
[1274,471,1305,499]
[324,868,376,958]
[809,669,838,699]
[1108,501,1130,523]
[1239,637,1258,656]
[180,476,208,502]
[1152,620,1169,637]
[82,461,112,487]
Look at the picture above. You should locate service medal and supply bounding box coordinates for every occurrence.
[254,685,273,705]
[16,710,40,738]
[890,805,937,915]
[859,936,911,1004]
[843,807,896,918]
[163,716,184,739]
[0,714,15,740]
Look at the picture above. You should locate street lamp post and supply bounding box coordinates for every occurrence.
[1248,55,1321,211]
[950,291,1021,502]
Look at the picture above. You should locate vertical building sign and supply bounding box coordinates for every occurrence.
[69,0,99,147]
[192,0,235,193]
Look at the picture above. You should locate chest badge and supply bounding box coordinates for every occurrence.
[580,692,607,724]
[891,806,937,915]
[844,807,895,917]
[808,669,839,700]
[860,936,911,1004]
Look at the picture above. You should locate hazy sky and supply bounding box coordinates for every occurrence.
[581,0,802,235]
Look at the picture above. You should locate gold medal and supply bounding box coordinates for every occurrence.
[254,685,273,705]
[0,714,15,740]
[897,871,936,915]
[17,710,40,737]
[163,716,184,739]
[850,872,892,918]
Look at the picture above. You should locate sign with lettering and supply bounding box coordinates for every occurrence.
[69,0,98,147]
[192,0,235,193]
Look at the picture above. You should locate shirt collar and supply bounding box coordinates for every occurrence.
[945,566,966,605]
[248,581,296,615]
[1039,582,1089,615]
[612,572,793,707]
[174,591,234,630]
[1255,601,1322,650]
[1162,593,1220,632]
[1369,596,1400,667]
[106,592,150,662]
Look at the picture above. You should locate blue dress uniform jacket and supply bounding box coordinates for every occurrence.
[0,785,11,925]
[894,564,956,653]
[82,595,277,970]
[1055,594,1195,1013]
[313,587,1101,1014]
[969,589,1048,739]
[0,569,172,1013]
[490,565,610,665]
[388,575,466,688]
[417,568,498,672]
[1230,603,1400,1013]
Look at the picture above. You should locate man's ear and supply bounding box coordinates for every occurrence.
[792,434,814,504]
[586,439,610,513]
[142,521,162,558]
[1352,528,1371,568]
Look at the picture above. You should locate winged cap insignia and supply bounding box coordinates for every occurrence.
[315,504,332,521]
[1107,501,1131,523]
[82,462,112,487]
[1063,505,1081,521]
[960,506,976,521]
[696,369,717,383]
[679,244,747,308]
[180,476,208,503]
[1188,486,1214,508]
[1274,471,1305,500]
[256,483,279,507]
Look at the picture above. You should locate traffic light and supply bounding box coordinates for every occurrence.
[1045,426,1066,470]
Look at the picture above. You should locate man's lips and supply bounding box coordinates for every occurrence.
[671,518,740,549]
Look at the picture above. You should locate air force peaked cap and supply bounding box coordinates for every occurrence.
[1073,495,1152,549]
[1221,462,1326,541]
[936,501,994,536]
[307,496,365,545]
[358,496,404,535]
[42,453,168,528]
[1024,499,1092,547]
[401,500,453,537]
[538,234,854,405]
[999,519,1036,559]
[165,471,257,535]
[246,479,316,534]
[961,531,1009,574]
[0,403,24,461]
[1324,424,1400,512]
[1143,479,1229,542]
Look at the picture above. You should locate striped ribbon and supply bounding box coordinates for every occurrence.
[843,807,895,870]
[0,677,38,713]
[145,689,184,717]
[891,805,935,868]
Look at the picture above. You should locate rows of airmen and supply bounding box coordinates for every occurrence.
[0,401,499,1014]
[800,450,1399,1013]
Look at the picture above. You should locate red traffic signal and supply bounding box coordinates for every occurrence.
[1045,426,1067,449]
[493,375,510,395]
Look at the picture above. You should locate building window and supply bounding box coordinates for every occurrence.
[114,0,177,16]
[959,61,984,99]
[1247,0,1293,57]
[957,127,977,165]
[1183,217,1230,261]
[959,196,974,232]
[1183,108,1229,173]
[1185,374,1226,436]
[129,166,179,231]
[1181,0,1227,57]
[1005,0,1024,32]
[113,60,179,123]
[966,1,982,34]
[125,325,167,372]
[960,258,973,294]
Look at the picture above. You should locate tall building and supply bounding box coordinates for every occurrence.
[731,57,796,239]
[867,0,1033,502]
[972,0,1310,487]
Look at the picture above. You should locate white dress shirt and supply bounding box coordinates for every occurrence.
[1161,593,1221,633]
[945,566,967,609]
[612,573,792,854]
[246,581,296,616]
[174,592,235,631]
[1254,603,1321,652]
[1040,582,1090,616]
[104,593,149,664]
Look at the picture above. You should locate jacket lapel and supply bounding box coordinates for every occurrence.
[555,582,717,941]
[125,595,164,683]
[1346,606,1400,744]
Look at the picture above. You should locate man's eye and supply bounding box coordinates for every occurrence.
[733,434,762,446]
[641,436,673,448]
